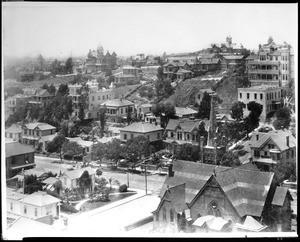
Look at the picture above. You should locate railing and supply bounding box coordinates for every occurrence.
[248,69,279,75]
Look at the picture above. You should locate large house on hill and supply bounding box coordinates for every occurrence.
[152,160,293,233]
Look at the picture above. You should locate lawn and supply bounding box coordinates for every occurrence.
[80,191,137,212]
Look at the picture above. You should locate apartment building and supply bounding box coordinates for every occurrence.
[238,85,285,121]
[5,94,29,118]
[247,37,294,87]
[68,84,82,118]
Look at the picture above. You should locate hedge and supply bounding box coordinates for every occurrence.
[60,202,79,214]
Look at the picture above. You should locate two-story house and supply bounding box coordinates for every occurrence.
[5,124,23,142]
[5,94,29,118]
[114,66,142,84]
[22,122,56,150]
[238,85,285,121]
[165,119,208,145]
[249,130,296,171]
[136,103,153,120]
[100,99,135,123]
[221,55,245,71]
[28,89,53,107]
[119,122,164,142]
[175,107,198,119]
[195,88,215,105]
[5,141,35,179]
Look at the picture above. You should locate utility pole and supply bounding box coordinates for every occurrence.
[144,164,147,195]
[127,172,129,188]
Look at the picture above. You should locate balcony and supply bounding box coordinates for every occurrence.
[248,69,279,75]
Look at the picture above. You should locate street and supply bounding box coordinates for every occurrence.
[34,155,167,194]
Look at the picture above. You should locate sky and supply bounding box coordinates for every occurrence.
[2,3,298,59]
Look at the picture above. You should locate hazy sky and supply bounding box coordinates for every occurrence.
[2,3,298,59]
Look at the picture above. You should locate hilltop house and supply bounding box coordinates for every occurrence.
[195,88,215,105]
[28,89,53,107]
[175,107,198,119]
[119,122,164,142]
[152,160,293,233]
[221,55,245,71]
[5,94,29,117]
[5,141,36,179]
[59,167,96,191]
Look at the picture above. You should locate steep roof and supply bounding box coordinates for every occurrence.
[5,142,35,157]
[153,183,188,214]
[251,130,296,151]
[120,122,163,133]
[160,160,274,218]
[62,167,95,180]
[101,99,134,107]
[35,89,52,97]
[166,119,207,133]
[20,191,60,206]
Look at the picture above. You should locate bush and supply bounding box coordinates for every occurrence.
[60,202,79,214]
[73,154,83,161]
[96,169,103,176]
[63,153,73,160]
[119,184,128,193]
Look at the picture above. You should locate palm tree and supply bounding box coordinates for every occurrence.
[108,177,120,190]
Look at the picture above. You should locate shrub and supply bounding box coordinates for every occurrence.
[73,154,83,161]
[60,202,79,214]
[96,169,103,176]
[63,153,73,160]
[119,184,128,193]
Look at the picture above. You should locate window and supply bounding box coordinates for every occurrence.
[254,150,260,157]
[268,144,275,149]
[92,96,95,101]
[287,150,290,159]
[198,94,201,99]
[254,93,257,100]
[156,212,159,221]
[124,134,127,140]
[131,133,134,139]
[121,108,123,114]
[240,93,242,99]
[35,208,38,217]
[291,150,294,158]
[247,93,250,99]
[264,151,268,156]
[102,96,105,100]
[275,92,276,99]
[10,203,13,211]
[24,205,27,214]
[170,209,174,222]
[163,207,166,221]
[24,129,27,135]
[10,133,13,138]
[187,134,190,140]
[276,153,280,160]
[260,94,263,100]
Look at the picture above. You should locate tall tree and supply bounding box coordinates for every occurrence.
[127,106,132,125]
[62,141,83,159]
[231,101,244,121]
[197,92,211,119]
[174,143,199,162]
[91,142,107,166]
[273,107,291,130]
[99,106,107,138]
[104,139,125,165]
[152,102,176,128]
[57,83,69,96]
[65,57,74,74]
[244,101,263,136]
[46,133,67,161]
[125,135,150,163]
[79,170,92,193]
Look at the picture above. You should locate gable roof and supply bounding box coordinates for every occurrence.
[35,89,52,97]
[271,186,292,206]
[251,130,296,151]
[20,191,60,206]
[120,122,163,133]
[200,58,220,64]
[101,99,134,107]
[160,160,274,218]
[62,167,95,180]
[222,55,244,60]
[198,53,217,59]
[236,215,267,232]
[5,142,35,157]
[24,122,56,130]
[153,183,188,214]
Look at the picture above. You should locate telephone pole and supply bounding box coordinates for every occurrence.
[144,164,147,195]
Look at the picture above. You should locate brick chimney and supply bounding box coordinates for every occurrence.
[286,136,289,147]
[168,164,174,177]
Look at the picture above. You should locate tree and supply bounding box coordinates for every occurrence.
[46,133,67,161]
[174,143,199,162]
[152,102,176,128]
[48,83,57,95]
[108,177,120,190]
[65,57,74,74]
[155,77,174,98]
[105,139,125,165]
[218,150,240,167]
[91,142,107,166]
[5,103,29,127]
[271,159,296,186]
[57,83,69,96]
[244,101,263,135]
[231,101,244,121]
[196,92,211,119]
[79,170,92,193]
[98,106,106,138]
[127,106,132,125]
[125,135,150,163]
[24,175,43,194]
[62,141,83,159]
[273,107,291,130]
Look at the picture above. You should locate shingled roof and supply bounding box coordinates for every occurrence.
[159,160,274,218]
[101,99,134,107]
[120,122,163,133]
[5,142,35,157]
[271,186,292,206]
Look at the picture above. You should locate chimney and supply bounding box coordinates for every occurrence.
[168,164,174,177]
[249,157,253,163]
[256,134,259,141]
[199,136,204,163]
[286,136,289,147]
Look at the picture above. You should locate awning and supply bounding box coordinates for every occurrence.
[23,136,39,140]
[11,163,36,170]
[193,215,215,227]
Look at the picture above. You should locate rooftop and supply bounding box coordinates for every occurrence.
[24,122,56,131]
[222,55,244,60]
[5,142,35,157]
[175,107,198,117]
[62,167,96,180]
[120,122,163,133]
[20,191,60,206]
[101,99,134,107]
[238,84,282,91]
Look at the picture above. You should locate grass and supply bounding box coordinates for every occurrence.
[80,191,137,212]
